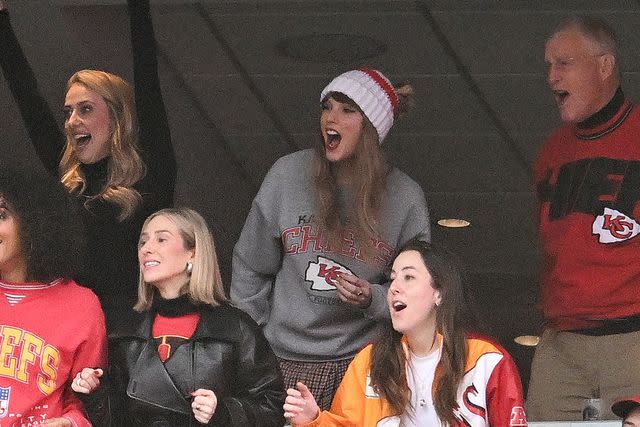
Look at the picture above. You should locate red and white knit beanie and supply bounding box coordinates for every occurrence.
[320,68,399,143]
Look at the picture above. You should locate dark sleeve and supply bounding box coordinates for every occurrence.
[77,336,140,427]
[76,384,111,427]
[99,337,135,427]
[212,313,286,427]
[127,0,176,205]
[0,9,64,176]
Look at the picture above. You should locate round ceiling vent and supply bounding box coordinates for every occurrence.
[275,34,387,63]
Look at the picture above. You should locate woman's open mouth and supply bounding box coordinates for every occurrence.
[325,129,341,150]
[74,133,92,149]
[392,301,407,312]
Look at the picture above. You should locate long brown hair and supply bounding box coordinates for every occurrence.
[370,239,468,424]
[60,70,145,221]
[313,83,413,256]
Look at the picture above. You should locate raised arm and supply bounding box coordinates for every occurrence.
[127,0,176,205]
[0,3,64,176]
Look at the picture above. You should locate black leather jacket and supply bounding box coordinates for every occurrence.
[91,304,285,426]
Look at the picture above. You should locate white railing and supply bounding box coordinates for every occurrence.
[529,421,619,426]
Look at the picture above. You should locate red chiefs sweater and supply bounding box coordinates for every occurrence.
[0,279,107,426]
[534,95,640,330]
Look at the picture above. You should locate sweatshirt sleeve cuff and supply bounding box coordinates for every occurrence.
[362,282,390,320]
[62,410,88,427]
[300,411,323,427]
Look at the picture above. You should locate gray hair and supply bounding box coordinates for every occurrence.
[551,16,619,64]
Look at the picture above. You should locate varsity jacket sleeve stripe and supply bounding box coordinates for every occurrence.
[485,349,528,426]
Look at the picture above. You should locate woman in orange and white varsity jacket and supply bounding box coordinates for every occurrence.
[284,239,527,427]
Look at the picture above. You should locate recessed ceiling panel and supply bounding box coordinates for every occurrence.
[183,74,282,134]
[476,75,557,134]
[387,134,531,193]
[428,192,539,276]
[152,7,237,75]
[203,5,456,76]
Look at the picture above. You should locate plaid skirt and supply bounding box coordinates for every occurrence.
[278,357,353,410]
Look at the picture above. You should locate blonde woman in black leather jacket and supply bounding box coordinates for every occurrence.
[73,208,285,426]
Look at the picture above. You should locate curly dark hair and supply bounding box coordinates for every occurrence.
[0,163,85,282]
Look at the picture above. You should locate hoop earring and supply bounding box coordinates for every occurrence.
[186,261,193,275]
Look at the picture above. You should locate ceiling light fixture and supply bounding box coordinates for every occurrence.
[437,218,470,228]
[514,335,540,347]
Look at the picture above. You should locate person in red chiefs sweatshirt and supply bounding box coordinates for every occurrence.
[527,15,640,421]
[284,239,527,427]
[0,164,107,427]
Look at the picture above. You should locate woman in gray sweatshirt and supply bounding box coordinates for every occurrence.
[231,68,431,409]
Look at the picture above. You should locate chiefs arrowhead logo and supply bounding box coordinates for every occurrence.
[592,207,640,243]
[305,256,353,291]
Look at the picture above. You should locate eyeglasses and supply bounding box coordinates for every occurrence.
[545,52,607,72]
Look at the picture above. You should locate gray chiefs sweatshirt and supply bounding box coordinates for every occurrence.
[231,149,431,361]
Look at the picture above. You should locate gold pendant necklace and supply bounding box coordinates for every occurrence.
[410,345,440,410]
[411,361,430,408]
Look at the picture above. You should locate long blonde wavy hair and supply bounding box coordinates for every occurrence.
[60,70,145,221]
